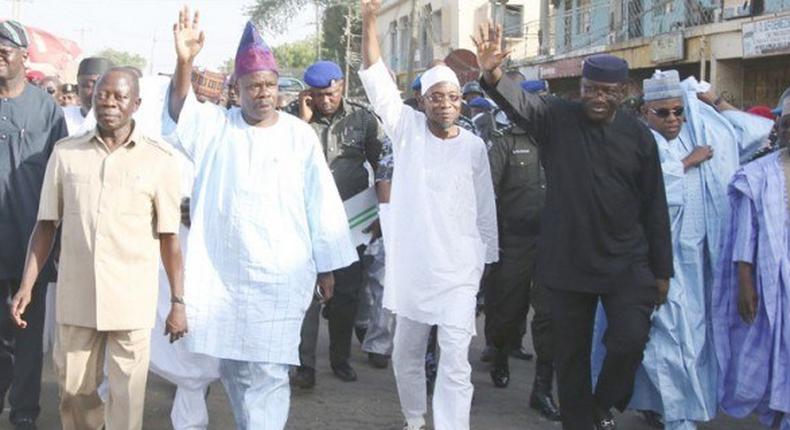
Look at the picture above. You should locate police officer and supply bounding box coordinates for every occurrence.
[484,80,561,422]
[290,61,385,388]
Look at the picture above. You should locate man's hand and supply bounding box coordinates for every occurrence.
[173,6,205,64]
[165,303,188,343]
[696,89,718,107]
[317,272,335,302]
[683,145,714,171]
[10,287,33,329]
[471,22,511,75]
[361,0,382,19]
[655,279,669,309]
[363,219,382,241]
[738,282,758,324]
[297,90,314,122]
[180,197,191,228]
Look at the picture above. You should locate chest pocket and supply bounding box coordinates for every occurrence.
[507,145,539,184]
[63,173,93,214]
[120,172,154,217]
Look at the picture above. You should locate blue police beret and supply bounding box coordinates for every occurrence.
[468,97,494,111]
[304,60,344,89]
[521,80,548,93]
[411,75,422,91]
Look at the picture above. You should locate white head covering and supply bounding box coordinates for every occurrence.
[783,96,790,117]
[643,69,683,102]
[420,64,460,96]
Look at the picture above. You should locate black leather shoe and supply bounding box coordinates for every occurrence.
[593,406,617,430]
[331,362,358,382]
[291,366,315,389]
[529,391,562,421]
[490,364,510,388]
[368,352,390,369]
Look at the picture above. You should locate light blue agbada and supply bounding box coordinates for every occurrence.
[161,91,358,365]
[591,81,772,429]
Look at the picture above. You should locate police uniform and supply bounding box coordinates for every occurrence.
[290,62,385,382]
[484,123,560,419]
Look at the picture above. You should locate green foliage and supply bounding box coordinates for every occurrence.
[219,57,235,76]
[273,38,318,70]
[247,0,337,34]
[95,48,147,71]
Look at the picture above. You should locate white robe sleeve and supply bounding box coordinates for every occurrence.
[302,125,359,272]
[472,140,499,264]
[654,132,686,208]
[161,87,228,165]
[720,110,773,162]
[358,59,420,156]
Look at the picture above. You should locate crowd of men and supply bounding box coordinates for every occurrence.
[0,1,788,429]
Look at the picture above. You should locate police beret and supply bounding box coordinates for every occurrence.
[304,60,344,89]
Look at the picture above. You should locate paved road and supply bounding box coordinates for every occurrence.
[5,318,759,430]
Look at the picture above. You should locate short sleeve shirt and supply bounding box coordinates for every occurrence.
[37,124,181,330]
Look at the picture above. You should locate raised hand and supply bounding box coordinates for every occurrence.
[173,5,205,64]
[361,0,382,19]
[471,22,511,73]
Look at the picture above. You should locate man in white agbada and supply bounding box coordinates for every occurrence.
[162,8,357,429]
[359,2,498,429]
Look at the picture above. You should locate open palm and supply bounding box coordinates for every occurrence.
[471,22,510,72]
[173,6,205,63]
[361,0,382,18]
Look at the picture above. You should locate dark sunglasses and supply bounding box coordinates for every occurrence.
[649,107,684,118]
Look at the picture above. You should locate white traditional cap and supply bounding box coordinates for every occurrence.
[420,64,460,96]
[643,69,683,102]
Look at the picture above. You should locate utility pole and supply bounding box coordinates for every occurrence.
[405,0,418,89]
[539,0,551,55]
[315,0,322,60]
[149,28,157,76]
[343,4,352,98]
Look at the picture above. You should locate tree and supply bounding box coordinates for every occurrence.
[248,0,339,34]
[273,38,318,71]
[95,48,147,71]
[219,57,235,76]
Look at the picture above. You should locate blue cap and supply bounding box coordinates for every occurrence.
[469,97,494,111]
[304,60,344,89]
[521,79,548,93]
[411,75,422,91]
[582,54,629,83]
[462,81,483,96]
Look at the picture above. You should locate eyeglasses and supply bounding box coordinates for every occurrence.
[649,107,684,118]
[425,93,461,105]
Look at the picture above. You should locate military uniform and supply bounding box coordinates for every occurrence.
[288,98,385,375]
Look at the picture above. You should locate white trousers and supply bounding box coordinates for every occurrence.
[392,315,473,430]
[172,387,210,430]
[219,360,290,430]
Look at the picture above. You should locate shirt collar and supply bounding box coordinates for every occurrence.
[91,120,141,152]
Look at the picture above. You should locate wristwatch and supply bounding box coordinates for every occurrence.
[171,295,185,305]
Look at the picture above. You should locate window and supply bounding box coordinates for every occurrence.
[564,0,573,48]
[503,4,524,38]
[577,0,592,34]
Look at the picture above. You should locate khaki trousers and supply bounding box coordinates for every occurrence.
[53,324,151,430]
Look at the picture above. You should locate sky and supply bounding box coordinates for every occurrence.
[4,0,316,75]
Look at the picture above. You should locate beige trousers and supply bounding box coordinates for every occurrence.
[53,324,151,430]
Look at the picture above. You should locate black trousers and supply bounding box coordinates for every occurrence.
[0,280,46,423]
[548,267,656,430]
[299,248,364,368]
[484,234,553,361]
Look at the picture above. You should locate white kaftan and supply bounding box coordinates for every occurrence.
[359,60,498,334]
[162,91,357,365]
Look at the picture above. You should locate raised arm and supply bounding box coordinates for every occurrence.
[359,0,414,152]
[473,22,549,141]
[168,6,205,123]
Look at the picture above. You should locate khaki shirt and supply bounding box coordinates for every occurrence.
[37,125,181,330]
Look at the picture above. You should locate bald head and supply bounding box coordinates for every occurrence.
[96,67,140,99]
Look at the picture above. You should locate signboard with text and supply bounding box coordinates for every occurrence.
[743,17,790,58]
